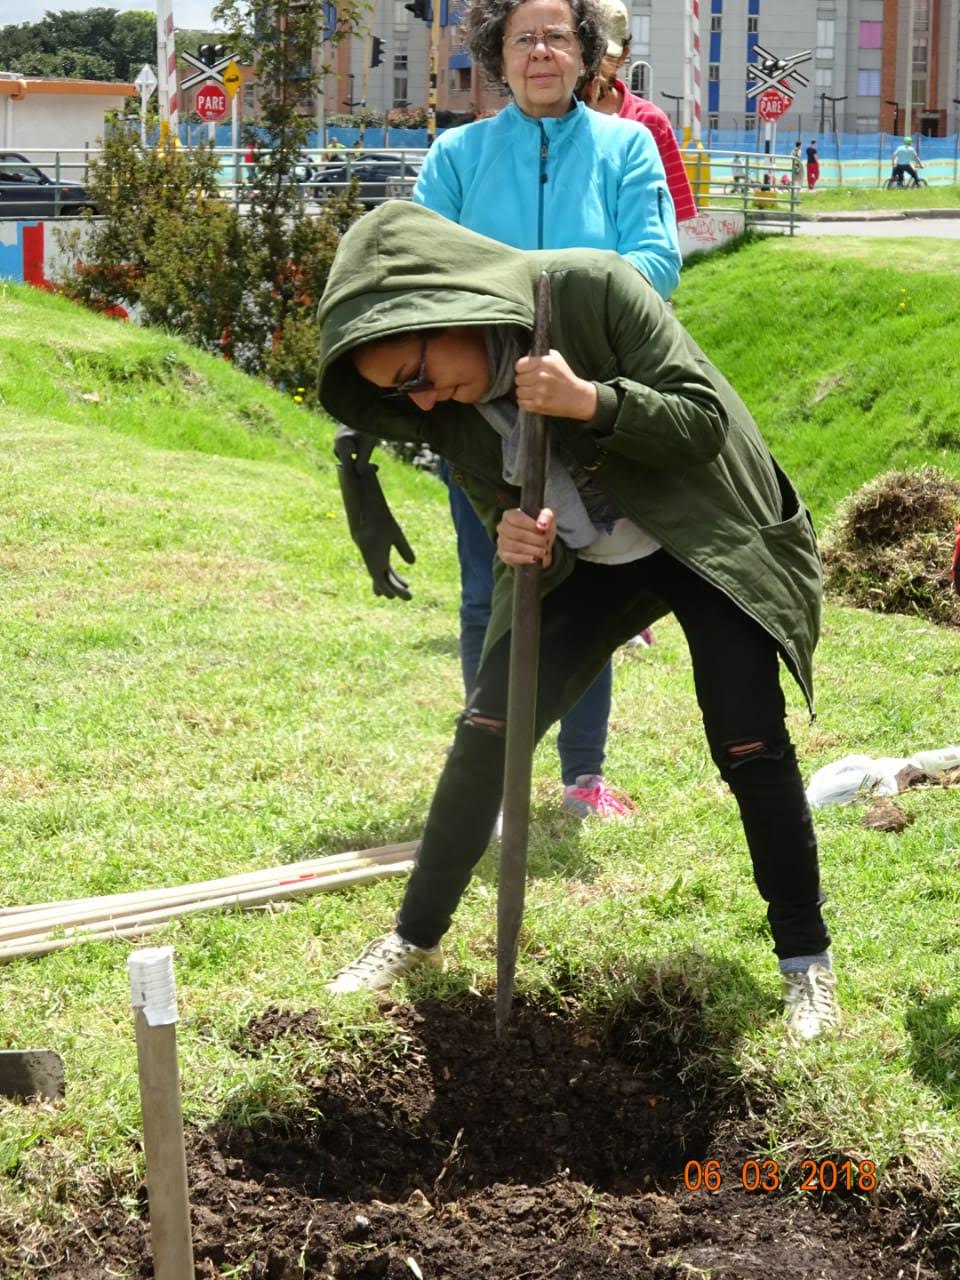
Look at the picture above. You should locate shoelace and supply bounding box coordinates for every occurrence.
[566,780,637,818]
[788,969,837,1023]
[350,937,409,975]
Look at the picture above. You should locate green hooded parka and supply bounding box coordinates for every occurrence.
[318,202,822,709]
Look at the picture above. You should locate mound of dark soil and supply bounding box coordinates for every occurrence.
[822,466,960,626]
[12,991,955,1279]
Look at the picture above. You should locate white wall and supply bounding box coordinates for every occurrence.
[4,93,128,154]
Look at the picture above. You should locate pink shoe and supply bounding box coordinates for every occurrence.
[562,774,637,820]
[625,628,655,647]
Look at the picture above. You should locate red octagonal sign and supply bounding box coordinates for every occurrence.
[757,87,792,122]
[195,82,227,121]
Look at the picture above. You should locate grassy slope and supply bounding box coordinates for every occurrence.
[1,252,959,1262]
[676,234,960,524]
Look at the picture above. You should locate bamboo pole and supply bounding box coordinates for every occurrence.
[0,840,417,918]
[128,947,195,1280]
[0,846,416,942]
[0,861,414,961]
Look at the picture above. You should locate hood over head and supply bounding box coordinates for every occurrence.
[318,202,540,423]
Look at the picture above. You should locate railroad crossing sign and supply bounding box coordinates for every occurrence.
[746,44,811,102]
[222,59,241,98]
[180,48,235,93]
[134,63,158,98]
[194,82,227,121]
[757,87,792,121]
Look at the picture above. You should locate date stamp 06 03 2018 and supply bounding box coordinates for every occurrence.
[682,1158,878,1195]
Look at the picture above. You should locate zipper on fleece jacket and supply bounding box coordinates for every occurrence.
[537,120,548,248]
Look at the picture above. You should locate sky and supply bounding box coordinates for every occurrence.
[2,0,220,29]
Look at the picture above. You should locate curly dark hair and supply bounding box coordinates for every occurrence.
[463,0,607,87]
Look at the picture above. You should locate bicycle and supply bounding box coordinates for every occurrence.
[884,167,927,190]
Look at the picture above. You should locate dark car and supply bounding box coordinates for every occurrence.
[309,150,424,209]
[0,152,97,218]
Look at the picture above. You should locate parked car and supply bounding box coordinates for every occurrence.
[309,150,424,209]
[0,152,97,218]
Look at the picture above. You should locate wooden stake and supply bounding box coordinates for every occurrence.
[128,947,194,1280]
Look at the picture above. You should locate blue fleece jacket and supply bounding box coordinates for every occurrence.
[412,99,681,300]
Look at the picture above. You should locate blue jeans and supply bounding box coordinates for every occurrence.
[441,461,611,786]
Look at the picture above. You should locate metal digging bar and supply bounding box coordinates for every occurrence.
[495,270,552,1041]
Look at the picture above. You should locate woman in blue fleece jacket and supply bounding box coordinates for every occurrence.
[413,0,680,818]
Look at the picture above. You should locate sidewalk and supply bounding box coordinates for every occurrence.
[803,207,960,222]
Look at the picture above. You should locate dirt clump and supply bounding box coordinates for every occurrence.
[822,465,960,626]
[12,988,956,1279]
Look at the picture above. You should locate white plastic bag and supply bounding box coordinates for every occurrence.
[805,745,960,808]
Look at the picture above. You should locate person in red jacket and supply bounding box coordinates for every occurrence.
[578,0,697,223]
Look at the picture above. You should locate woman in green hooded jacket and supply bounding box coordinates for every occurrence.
[318,202,838,1040]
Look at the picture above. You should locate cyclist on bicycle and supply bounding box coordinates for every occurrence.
[891,136,922,186]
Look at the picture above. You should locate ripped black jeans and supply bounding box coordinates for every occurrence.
[397,550,829,962]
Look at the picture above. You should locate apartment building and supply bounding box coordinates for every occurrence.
[316,0,959,135]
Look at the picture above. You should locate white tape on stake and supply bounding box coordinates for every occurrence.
[128,946,179,1026]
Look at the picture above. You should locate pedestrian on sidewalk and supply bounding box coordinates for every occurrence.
[806,138,819,190]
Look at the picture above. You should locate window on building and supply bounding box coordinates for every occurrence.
[859,20,882,48]
[857,68,881,96]
[711,15,721,31]
[632,14,650,55]
[913,42,927,72]
[455,67,470,91]
[815,67,833,89]
[744,113,756,130]
[708,112,719,128]
[856,115,879,131]
[816,18,835,56]
[243,84,255,112]
[708,63,720,81]
[394,0,408,25]
[629,62,650,96]
[393,76,408,103]
[747,16,757,33]
[394,52,408,71]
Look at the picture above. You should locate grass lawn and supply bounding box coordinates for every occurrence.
[798,183,960,214]
[1,236,959,1269]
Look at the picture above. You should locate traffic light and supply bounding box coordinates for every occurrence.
[198,43,226,66]
[404,0,431,20]
[370,36,385,67]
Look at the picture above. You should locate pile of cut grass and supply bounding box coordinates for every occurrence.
[822,466,960,627]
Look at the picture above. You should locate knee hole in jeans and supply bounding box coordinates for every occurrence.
[459,709,507,737]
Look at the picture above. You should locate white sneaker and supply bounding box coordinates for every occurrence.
[325,931,443,995]
[782,964,839,1040]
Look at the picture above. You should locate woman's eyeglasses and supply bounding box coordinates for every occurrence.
[380,336,434,400]
[504,27,577,53]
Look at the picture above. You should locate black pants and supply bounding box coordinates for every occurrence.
[397,550,829,962]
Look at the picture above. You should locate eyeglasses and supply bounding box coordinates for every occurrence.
[380,336,434,400]
[504,27,577,53]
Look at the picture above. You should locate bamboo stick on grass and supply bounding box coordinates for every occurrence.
[0,860,413,961]
[0,846,416,943]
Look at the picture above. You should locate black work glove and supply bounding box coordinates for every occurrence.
[334,425,416,600]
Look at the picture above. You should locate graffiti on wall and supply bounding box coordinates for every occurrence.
[679,209,745,257]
